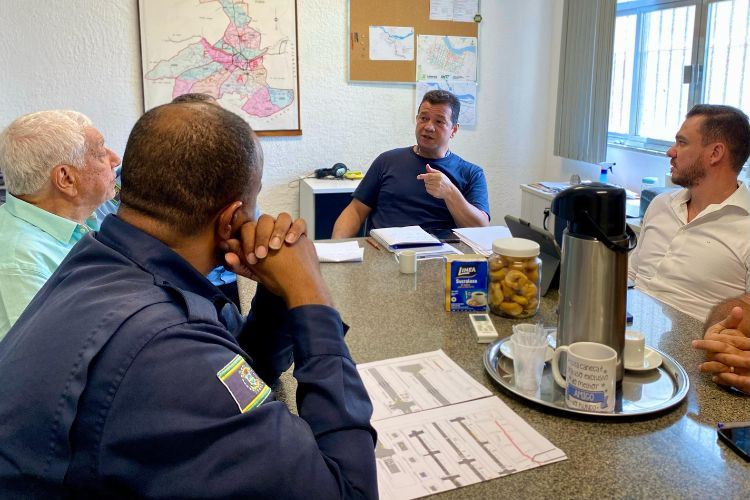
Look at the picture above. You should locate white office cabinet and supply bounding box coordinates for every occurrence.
[299,178,362,240]
[520,183,642,236]
[520,184,556,233]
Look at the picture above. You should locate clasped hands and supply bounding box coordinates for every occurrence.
[692,306,750,395]
[219,209,332,308]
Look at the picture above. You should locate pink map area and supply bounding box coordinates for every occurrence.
[242,87,281,118]
[148,0,293,120]
[173,78,194,97]
[200,39,235,70]
[191,71,231,97]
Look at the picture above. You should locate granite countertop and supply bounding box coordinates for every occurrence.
[267,239,749,498]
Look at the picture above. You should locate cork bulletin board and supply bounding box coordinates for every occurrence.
[349,0,479,83]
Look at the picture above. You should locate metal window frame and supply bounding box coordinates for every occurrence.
[607,0,731,153]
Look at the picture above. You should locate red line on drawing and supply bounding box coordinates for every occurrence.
[494,420,540,464]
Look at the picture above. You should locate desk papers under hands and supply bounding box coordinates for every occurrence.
[313,241,364,262]
[357,350,567,499]
[452,225,512,256]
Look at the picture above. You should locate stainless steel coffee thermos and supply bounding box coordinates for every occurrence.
[551,183,637,381]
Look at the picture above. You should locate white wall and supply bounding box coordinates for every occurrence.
[0,1,143,163]
[0,0,560,222]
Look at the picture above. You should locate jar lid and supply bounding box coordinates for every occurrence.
[492,237,539,257]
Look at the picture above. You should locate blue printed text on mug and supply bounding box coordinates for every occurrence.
[567,385,609,409]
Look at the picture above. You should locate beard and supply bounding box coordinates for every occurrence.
[671,157,707,188]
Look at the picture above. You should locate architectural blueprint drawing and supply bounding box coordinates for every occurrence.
[356,350,492,421]
[360,351,567,499]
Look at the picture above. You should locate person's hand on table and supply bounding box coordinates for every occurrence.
[416,164,456,200]
[692,306,750,395]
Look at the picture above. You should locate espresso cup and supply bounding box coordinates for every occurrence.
[470,291,487,306]
[624,331,645,368]
[398,250,417,274]
[552,342,617,413]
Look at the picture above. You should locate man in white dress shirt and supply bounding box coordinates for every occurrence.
[629,104,750,321]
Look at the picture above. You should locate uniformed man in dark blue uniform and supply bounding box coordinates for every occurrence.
[0,102,378,498]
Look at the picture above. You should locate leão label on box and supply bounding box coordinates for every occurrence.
[445,255,488,312]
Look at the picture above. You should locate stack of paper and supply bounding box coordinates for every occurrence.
[539,181,570,192]
[313,241,364,262]
[370,225,461,259]
[453,226,512,256]
[390,243,462,261]
[357,350,567,500]
[369,225,442,250]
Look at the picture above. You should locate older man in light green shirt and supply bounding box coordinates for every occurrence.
[0,110,120,340]
[0,194,99,336]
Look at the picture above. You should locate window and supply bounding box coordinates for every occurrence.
[608,0,750,152]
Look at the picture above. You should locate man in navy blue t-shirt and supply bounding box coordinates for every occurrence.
[332,90,490,238]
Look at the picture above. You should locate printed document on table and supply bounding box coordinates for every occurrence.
[370,225,441,250]
[313,241,364,262]
[411,243,462,260]
[357,350,492,421]
[374,397,568,500]
[453,226,512,255]
[360,350,567,499]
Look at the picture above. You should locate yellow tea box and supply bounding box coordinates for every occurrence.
[444,255,488,312]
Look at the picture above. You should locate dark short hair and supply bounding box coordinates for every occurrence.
[171,93,217,104]
[419,90,460,125]
[119,102,261,236]
[686,104,750,172]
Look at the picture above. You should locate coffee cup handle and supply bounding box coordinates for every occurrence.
[551,346,569,388]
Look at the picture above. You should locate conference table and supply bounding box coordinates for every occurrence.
[256,239,750,498]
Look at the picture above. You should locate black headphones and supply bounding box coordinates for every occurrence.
[314,162,348,179]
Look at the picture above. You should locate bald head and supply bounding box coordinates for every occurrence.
[171,93,218,105]
[120,102,262,236]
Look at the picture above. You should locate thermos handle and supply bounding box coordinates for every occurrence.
[552,346,569,388]
[582,211,638,253]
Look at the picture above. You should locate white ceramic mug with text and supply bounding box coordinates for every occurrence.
[552,342,617,413]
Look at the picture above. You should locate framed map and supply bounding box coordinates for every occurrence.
[139,0,301,136]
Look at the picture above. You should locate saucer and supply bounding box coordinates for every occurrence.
[500,342,554,363]
[624,346,663,371]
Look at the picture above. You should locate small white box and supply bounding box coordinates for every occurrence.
[470,314,499,343]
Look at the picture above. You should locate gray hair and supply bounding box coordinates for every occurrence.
[0,110,92,195]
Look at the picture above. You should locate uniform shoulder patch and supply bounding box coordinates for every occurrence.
[216,354,271,413]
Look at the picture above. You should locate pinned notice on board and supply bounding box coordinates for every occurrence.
[429,0,480,22]
[416,35,477,82]
[349,0,479,83]
[368,26,415,61]
[416,81,477,127]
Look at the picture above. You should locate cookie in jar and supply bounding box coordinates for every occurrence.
[488,238,541,318]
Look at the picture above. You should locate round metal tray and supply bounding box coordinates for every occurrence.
[484,337,690,418]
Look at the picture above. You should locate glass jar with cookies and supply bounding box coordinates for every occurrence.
[488,238,541,318]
